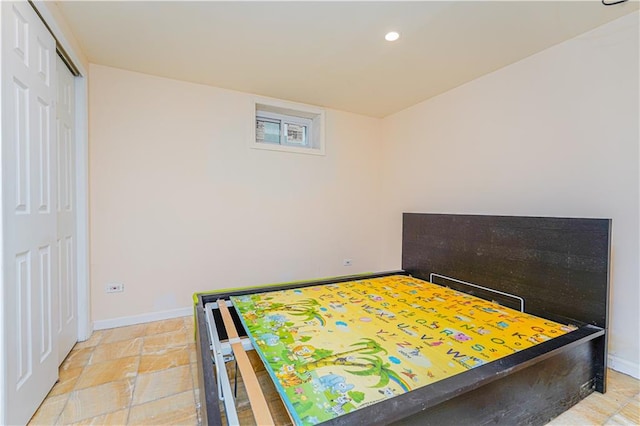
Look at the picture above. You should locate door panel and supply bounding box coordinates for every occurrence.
[38,245,53,363]
[2,1,59,424]
[56,55,77,361]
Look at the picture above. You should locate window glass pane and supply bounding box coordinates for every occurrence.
[257,119,281,144]
[285,122,306,145]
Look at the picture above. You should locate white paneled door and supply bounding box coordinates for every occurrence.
[56,55,78,362]
[1,1,59,424]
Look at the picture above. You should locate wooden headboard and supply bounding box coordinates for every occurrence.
[402,213,611,328]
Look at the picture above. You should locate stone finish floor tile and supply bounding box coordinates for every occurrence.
[605,413,638,425]
[28,393,69,425]
[58,378,135,424]
[75,356,140,390]
[618,398,640,423]
[90,337,143,364]
[48,366,84,397]
[29,315,640,426]
[132,365,193,405]
[138,345,191,374]
[608,370,640,397]
[68,408,129,426]
[184,315,196,332]
[101,323,147,344]
[579,392,629,423]
[72,330,105,350]
[145,317,187,336]
[60,346,95,370]
[128,390,197,425]
[142,330,190,354]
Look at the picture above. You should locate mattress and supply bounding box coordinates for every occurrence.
[231,275,577,425]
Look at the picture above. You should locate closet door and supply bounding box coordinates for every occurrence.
[56,55,78,363]
[1,1,59,424]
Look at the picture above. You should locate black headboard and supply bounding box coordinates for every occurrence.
[402,213,611,328]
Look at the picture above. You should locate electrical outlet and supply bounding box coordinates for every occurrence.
[106,283,124,293]
[343,259,353,266]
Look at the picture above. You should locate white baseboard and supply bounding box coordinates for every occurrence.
[92,306,193,331]
[608,354,640,379]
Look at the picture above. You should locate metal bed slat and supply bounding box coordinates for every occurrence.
[204,303,240,426]
[218,299,275,426]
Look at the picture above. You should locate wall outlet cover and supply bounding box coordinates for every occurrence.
[106,283,124,293]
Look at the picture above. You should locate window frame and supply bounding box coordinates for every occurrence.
[251,97,325,156]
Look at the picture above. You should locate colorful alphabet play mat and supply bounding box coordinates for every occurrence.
[230,275,577,425]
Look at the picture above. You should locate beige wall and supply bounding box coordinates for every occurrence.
[379,13,639,375]
[89,64,385,322]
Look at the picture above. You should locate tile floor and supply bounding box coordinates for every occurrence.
[547,369,639,425]
[29,316,200,426]
[29,316,639,425]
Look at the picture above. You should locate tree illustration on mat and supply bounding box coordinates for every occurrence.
[296,338,388,374]
[345,356,406,389]
[256,299,326,324]
[290,338,408,391]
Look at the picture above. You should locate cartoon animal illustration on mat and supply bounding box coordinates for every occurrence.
[332,395,352,405]
[326,403,346,416]
[378,387,396,398]
[334,356,356,365]
[276,364,305,387]
[259,333,280,346]
[528,333,551,344]
[279,374,305,387]
[453,332,472,342]
[401,368,419,382]
[326,394,353,416]
[242,311,258,322]
[292,344,315,360]
[454,355,486,369]
[266,314,287,328]
[318,374,354,394]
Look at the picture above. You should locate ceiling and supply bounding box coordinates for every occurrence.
[56,1,638,118]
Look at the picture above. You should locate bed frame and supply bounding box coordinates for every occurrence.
[195,213,611,425]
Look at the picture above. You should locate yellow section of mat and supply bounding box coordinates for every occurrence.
[231,275,576,425]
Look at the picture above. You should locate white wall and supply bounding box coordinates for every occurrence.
[380,13,639,377]
[89,64,385,324]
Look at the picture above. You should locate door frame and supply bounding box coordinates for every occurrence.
[30,1,91,341]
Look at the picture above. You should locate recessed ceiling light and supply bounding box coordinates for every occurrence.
[385,31,400,42]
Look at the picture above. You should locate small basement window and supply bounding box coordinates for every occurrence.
[251,98,325,155]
